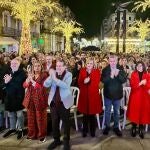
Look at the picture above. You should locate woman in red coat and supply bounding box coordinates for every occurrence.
[78,57,102,137]
[127,61,150,139]
[23,61,48,142]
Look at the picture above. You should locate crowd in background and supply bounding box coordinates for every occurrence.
[0,50,150,150]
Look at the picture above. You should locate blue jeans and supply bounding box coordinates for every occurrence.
[104,97,121,128]
[8,110,24,130]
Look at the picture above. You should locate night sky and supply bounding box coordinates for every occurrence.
[59,0,134,38]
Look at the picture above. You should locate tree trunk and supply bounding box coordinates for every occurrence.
[19,25,32,55]
[65,37,71,53]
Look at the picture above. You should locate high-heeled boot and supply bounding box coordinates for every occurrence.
[131,123,137,137]
[139,125,144,139]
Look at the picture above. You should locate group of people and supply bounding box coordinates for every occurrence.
[0,50,150,150]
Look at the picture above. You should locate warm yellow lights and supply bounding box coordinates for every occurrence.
[133,0,150,12]
[0,0,62,55]
[52,20,84,53]
[128,19,150,41]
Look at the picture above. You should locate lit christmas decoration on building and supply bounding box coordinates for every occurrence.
[52,20,84,53]
[0,0,62,55]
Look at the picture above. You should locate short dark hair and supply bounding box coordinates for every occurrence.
[56,58,67,66]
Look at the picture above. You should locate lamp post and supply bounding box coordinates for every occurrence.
[113,1,133,53]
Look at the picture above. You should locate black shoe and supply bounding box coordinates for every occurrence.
[63,141,70,150]
[90,133,95,137]
[47,140,62,150]
[131,127,137,137]
[82,132,87,137]
[17,130,24,140]
[39,137,46,143]
[103,127,110,135]
[139,129,144,139]
[113,128,122,137]
[0,127,6,133]
[3,129,16,138]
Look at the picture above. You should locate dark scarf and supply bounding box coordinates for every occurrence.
[138,71,143,81]
[52,70,66,107]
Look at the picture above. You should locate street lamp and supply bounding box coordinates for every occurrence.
[113,1,133,53]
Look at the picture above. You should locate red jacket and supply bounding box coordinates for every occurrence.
[127,71,150,124]
[23,72,48,111]
[77,68,102,114]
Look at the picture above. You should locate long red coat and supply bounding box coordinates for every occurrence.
[127,71,150,124]
[77,68,102,115]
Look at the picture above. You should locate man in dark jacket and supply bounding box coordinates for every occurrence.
[101,54,127,136]
[2,57,26,139]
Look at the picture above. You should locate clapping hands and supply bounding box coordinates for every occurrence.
[139,79,147,86]
[4,74,12,84]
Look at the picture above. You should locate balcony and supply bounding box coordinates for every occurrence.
[0,26,39,38]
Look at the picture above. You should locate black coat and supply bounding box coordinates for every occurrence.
[4,68,26,111]
[101,65,127,100]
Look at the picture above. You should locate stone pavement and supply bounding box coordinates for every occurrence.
[0,127,150,150]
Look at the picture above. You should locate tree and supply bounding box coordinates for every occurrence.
[52,20,84,53]
[133,0,150,12]
[0,0,62,55]
[128,19,150,41]
[128,19,150,52]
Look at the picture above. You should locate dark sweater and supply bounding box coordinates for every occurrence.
[101,65,127,100]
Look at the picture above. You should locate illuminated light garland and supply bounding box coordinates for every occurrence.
[52,20,84,53]
[0,0,62,55]
[127,19,150,41]
[132,0,150,12]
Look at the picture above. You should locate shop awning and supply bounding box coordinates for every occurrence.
[0,37,19,45]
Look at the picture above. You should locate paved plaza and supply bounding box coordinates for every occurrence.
[0,126,150,150]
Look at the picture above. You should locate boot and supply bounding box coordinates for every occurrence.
[131,123,137,137]
[139,125,144,139]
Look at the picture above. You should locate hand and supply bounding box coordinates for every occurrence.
[114,69,119,77]
[84,77,90,84]
[139,79,147,86]
[148,89,150,95]
[110,70,115,79]
[4,74,12,84]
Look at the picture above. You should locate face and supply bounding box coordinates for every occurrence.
[86,60,94,71]
[33,62,42,72]
[109,57,117,69]
[11,59,20,72]
[46,56,52,64]
[56,61,66,75]
[31,57,36,64]
[136,63,143,72]
[122,58,127,66]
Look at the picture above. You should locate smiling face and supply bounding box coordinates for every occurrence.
[11,59,20,72]
[56,61,66,75]
[109,56,118,69]
[33,62,42,73]
[86,60,94,71]
[136,63,143,72]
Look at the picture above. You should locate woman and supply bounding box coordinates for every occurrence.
[78,57,102,137]
[127,61,150,139]
[23,61,48,142]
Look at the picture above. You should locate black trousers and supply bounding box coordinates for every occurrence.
[50,102,70,142]
[83,114,96,135]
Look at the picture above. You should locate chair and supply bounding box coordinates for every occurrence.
[60,86,80,131]
[122,87,131,129]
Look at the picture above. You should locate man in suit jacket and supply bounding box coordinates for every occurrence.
[44,59,73,150]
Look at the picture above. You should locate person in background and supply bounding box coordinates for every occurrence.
[101,54,126,137]
[44,59,73,150]
[3,57,26,139]
[23,61,48,143]
[78,57,102,137]
[127,61,150,139]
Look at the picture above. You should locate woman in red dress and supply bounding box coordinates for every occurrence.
[23,61,48,142]
[78,57,102,137]
[127,61,150,139]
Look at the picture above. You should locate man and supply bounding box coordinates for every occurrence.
[3,57,26,139]
[44,59,73,150]
[101,54,127,136]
